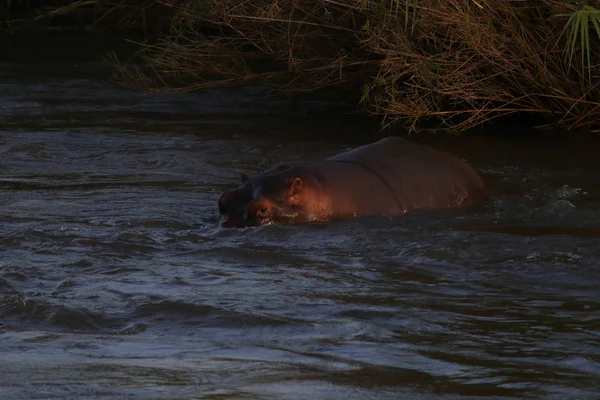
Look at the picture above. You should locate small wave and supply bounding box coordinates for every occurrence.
[461,224,600,238]
[0,177,190,191]
[554,184,586,200]
[0,294,107,332]
[133,300,308,328]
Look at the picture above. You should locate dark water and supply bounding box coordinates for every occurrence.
[1,35,600,400]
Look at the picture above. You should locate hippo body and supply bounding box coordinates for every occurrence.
[218,137,486,227]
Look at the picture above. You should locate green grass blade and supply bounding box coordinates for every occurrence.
[567,14,579,71]
[588,6,600,40]
[581,13,586,73]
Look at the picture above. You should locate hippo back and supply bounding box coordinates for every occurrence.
[327,137,486,212]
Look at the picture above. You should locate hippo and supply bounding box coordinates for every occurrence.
[218,136,486,227]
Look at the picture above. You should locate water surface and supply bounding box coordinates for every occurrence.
[1,34,599,400]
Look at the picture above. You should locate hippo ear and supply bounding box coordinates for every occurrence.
[290,177,303,195]
[240,173,250,184]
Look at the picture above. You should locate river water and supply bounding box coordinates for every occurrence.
[1,34,599,400]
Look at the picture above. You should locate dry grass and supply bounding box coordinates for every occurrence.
[35,0,600,133]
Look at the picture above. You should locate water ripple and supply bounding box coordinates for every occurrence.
[1,56,599,399]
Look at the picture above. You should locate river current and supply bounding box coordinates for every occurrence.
[1,34,599,399]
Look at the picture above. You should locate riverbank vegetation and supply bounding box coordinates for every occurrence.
[6,1,600,133]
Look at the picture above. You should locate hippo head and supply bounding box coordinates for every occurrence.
[218,166,326,228]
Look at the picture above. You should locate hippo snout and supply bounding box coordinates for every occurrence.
[220,211,253,228]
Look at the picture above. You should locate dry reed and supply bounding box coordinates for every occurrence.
[29,0,600,132]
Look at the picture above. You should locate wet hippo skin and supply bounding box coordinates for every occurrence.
[218,136,486,227]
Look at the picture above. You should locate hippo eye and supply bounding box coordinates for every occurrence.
[256,205,272,218]
[252,201,272,220]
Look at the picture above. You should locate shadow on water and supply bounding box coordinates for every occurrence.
[1,33,599,400]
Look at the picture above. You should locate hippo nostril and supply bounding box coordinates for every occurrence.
[221,212,252,228]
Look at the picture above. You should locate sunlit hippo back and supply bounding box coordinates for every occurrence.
[218,137,486,228]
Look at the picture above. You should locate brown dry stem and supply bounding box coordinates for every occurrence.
[42,0,600,132]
